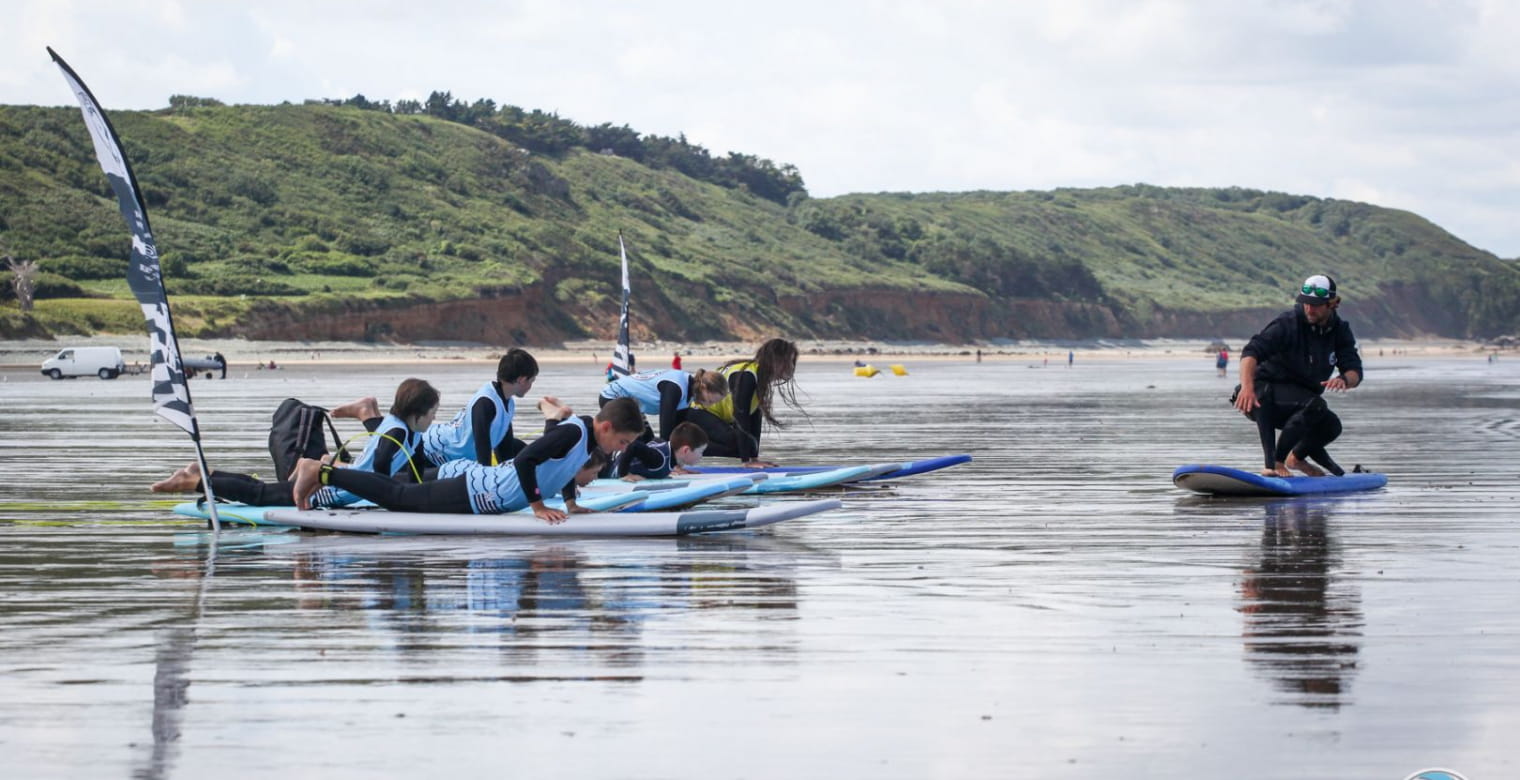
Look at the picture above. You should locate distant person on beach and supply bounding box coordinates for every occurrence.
[1068,350,1074,367]
[290,398,646,523]
[1216,346,1230,377]
[1233,274,1363,478]
[672,352,682,370]
[421,348,545,468]
[598,367,729,443]
[686,338,806,468]
[150,378,440,506]
[213,352,227,379]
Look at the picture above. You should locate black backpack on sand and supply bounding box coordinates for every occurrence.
[268,398,351,482]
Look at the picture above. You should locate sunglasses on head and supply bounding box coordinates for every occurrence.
[1301,284,1333,297]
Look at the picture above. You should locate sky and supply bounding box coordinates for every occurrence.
[6,0,1520,257]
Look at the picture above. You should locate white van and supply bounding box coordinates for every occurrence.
[41,346,126,380]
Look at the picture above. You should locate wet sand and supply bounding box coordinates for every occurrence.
[0,353,1516,778]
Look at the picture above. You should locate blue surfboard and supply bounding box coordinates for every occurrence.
[691,454,971,481]
[1172,464,1387,497]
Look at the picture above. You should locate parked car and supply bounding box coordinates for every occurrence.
[41,346,126,380]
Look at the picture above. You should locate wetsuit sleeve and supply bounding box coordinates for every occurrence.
[470,397,498,465]
[514,422,582,504]
[493,422,521,464]
[729,371,763,445]
[371,424,408,479]
[656,380,684,441]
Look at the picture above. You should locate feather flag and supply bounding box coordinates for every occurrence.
[611,231,634,376]
[50,48,198,434]
[49,47,221,529]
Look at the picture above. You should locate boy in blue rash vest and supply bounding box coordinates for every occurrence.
[1234,274,1364,477]
[291,398,646,524]
[150,379,441,506]
[421,348,545,468]
[610,421,708,481]
[598,367,729,442]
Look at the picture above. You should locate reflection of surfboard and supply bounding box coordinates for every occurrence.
[1172,464,1388,497]
[692,454,971,481]
[258,498,842,536]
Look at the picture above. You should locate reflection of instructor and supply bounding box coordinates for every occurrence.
[1237,500,1361,708]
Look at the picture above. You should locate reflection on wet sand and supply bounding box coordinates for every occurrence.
[1237,499,1362,709]
[167,533,828,679]
[135,549,216,780]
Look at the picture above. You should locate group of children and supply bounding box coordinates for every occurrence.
[150,339,804,524]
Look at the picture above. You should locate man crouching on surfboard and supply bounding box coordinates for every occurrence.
[1232,274,1363,478]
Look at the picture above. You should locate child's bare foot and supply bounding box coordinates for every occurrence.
[537,396,573,420]
[150,461,203,493]
[290,458,324,510]
[1286,453,1325,476]
[331,396,380,420]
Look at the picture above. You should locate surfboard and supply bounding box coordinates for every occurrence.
[745,464,890,493]
[591,464,891,496]
[256,498,842,536]
[1171,464,1388,497]
[172,490,651,527]
[613,475,759,510]
[690,454,971,481]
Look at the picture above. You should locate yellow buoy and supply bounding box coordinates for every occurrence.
[853,365,879,377]
[889,364,908,376]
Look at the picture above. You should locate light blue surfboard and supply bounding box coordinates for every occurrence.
[691,454,971,481]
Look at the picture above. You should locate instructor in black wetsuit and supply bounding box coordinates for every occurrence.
[1233,274,1363,478]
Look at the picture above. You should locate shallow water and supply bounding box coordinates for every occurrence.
[1,354,1516,779]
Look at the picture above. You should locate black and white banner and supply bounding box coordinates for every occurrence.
[611,232,633,376]
[50,47,198,437]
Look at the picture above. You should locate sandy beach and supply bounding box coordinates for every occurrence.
[0,334,1498,369]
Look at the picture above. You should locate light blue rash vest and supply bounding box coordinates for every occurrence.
[438,415,591,514]
[421,380,514,466]
[598,369,692,415]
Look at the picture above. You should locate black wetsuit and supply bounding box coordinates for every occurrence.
[685,370,761,460]
[1240,305,1363,474]
[611,439,675,480]
[321,415,598,514]
[209,417,426,506]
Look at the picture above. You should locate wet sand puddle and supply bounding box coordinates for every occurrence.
[1,356,1516,778]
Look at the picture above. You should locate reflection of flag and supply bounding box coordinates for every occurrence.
[50,48,198,436]
[611,232,633,376]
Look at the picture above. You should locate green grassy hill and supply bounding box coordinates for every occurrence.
[2,102,1516,343]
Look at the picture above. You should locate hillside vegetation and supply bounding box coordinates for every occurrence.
[1,100,1516,343]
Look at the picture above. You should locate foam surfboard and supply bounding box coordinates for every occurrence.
[1171,464,1388,497]
[172,490,650,527]
[744,463,891,493]
[256,498,843,536]
[690,454,971,481]
[613,475,759,511]
[591,465,890,496]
